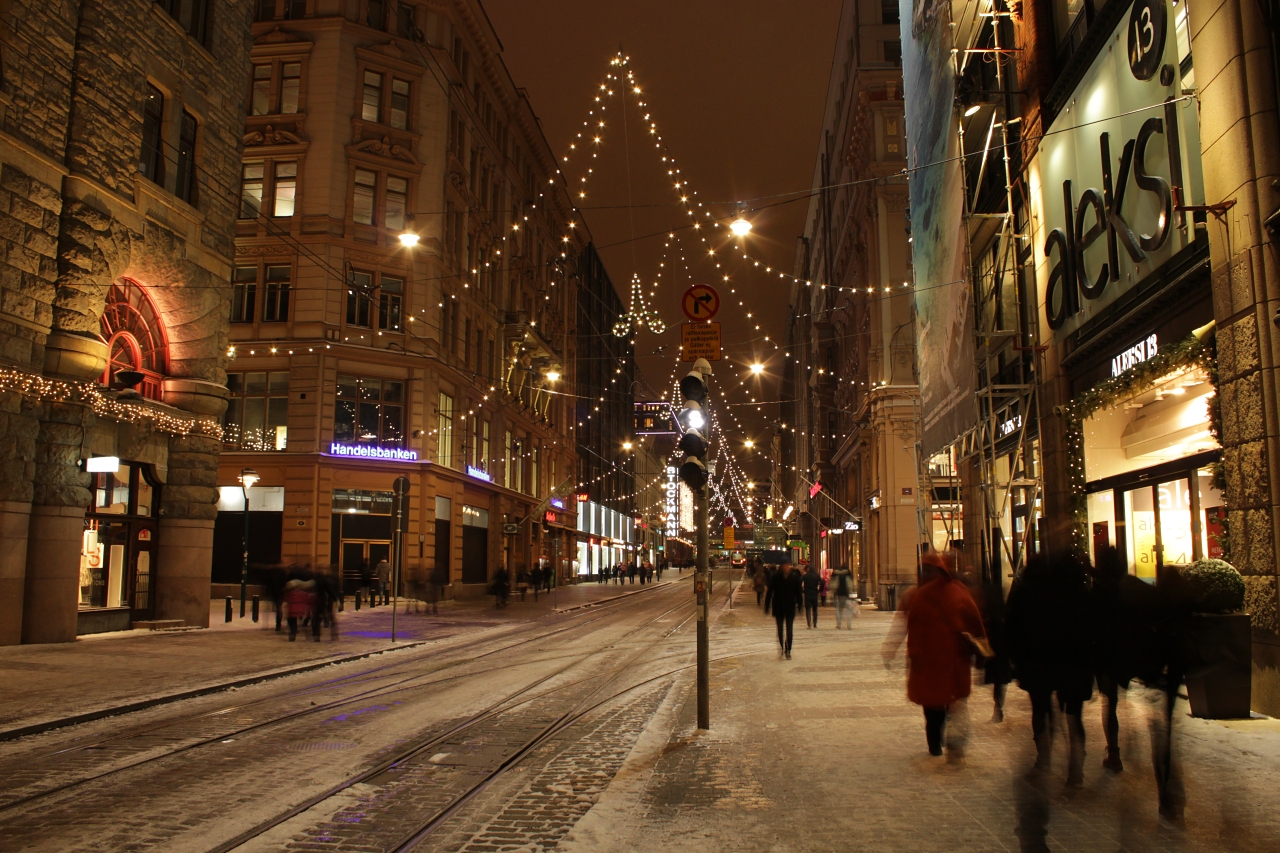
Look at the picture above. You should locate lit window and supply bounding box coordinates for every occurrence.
[272,161,297,216]
[362,70,383,122]
[224,371,290,451]
[280,62,302,114]
[353,168,376,224]
[389,78,410,129]
[262,265,291,323]
[336,375,405,446]
[240,163,264,218]
[251,65,272,116]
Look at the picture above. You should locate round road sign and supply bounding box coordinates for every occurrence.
[682,284,720,322]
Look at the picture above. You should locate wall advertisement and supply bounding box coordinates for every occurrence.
[902,0,977,455]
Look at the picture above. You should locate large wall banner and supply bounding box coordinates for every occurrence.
[902,0,977,456]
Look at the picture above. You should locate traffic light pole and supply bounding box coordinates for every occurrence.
[695,481,710,730]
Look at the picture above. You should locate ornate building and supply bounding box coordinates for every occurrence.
[0,0,254,642]
[781,0,917,607]
[215,0,586,596]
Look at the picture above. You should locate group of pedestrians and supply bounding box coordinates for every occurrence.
[264,564,342,642]
[598,560,658,585]
[756,561,861,658]
[881,544,1192,819]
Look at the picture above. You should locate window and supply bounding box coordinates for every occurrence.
[159,0,209,42]
[385,175,407,229]
[231,267,257,323]
[531,445,539,497]
[437,392,455,466]
[175,111,198,206]
[481,420,490,473]
[251,65,272,116]
[280,62,301,114]
[366,0,387,29]
[255,0,277,20]
[884,40,902,66]
[396,3,416,38]
[881,0,899,24]
[272,162,297,216]
[240,163,264,217]
[512,439,523,492]
[353,168,376,224]
[362,71,383,122]
[262,265,291,322]
[378,276,402,331]
[389,78,410,129]
[346,270,373,327]
[224,371,289,451]
[140,84,165,185]
[284,0,307,19]
[448,109,464,155]
[469,415,479,467]
[504,429,512,486]
[336,375,405,446]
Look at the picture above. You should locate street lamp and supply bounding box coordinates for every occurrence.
[238,467,259,617]
[623,440,633,451]
[545,370,561,382]
[730,204,752,237]
[750,362,764,375]
[744,439,754,449]
[398,213,420,247]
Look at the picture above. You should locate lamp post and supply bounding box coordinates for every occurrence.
[238,467,259,617]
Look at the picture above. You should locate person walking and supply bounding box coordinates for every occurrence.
[529,564,543,602]
[284,579,312,642]
[832,564,855,628]
[882,551,988,759]
[753,565,767,608]
[375,557,391,606]
[768,563,802,659]
[802,564,821,628]
[1005,550,1096,786]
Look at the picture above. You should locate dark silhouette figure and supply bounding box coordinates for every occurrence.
[802,564,821,628]
[529,564,543,601]
[490,567,510,608]
[1005,550,1096,786]
[768,564,802,658]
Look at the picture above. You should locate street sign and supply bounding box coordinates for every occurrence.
[502,523,519,535]
[681,284,720,321]
[681,321,722,362]
[723,524,735,550]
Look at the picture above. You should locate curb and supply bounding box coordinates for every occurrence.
[0,640,433,744]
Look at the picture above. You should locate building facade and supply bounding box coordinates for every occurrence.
[898,0,1280,713]
[0,1,253,643]
[781,0,917,607]
[216,0,585,598]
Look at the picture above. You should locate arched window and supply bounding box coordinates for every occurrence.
[99,279,169,401]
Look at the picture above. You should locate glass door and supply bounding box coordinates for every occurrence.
[1124,486,1160,580]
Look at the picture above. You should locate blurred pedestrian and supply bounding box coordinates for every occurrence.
[1091,545,1156,772]
[832,564,855,629]
[284,579,313,642]
[882,551,988,759]
[490,567,510,608]
[359,559,373,608]
[753,565,767,608]
[530,563,543,601]
[1005,550,1095,786]
[428,562,447,614]
[768,562,802,659]
[375,557,391,605]
[820,563,831,607]
[516,566,530,601]
[802,564,821,628]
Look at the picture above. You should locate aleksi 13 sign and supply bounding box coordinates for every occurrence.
[1036,0,1203,337]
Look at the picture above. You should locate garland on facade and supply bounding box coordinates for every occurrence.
[1060,330,1218,553]
[0,367,223,439]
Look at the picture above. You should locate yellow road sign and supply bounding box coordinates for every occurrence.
[681,321,722,362]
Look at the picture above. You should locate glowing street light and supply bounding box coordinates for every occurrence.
[750,362,764,375]
[730,215,752,237]
[744,439,754,449]
[398,214,420,247]
[622,440,633,451]
[545,370,561,382]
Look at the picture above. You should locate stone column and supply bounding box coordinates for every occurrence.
[1188,0,1280,714]
[0,500,31,645]
[156,430,223,629]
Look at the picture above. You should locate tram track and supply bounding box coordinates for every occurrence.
[0,580,692,814]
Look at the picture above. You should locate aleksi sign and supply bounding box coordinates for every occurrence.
[1111,333,1158,377]
[329,443,419,461]
[1037,0,1202,337]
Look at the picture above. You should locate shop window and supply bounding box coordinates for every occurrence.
[140,83,165,185]
[231,266,257,323]
[99,280,168,401]
[175,110,198,206]
[437,391,455,466]
[272,162,297,216]
[224,371,289,451]
[335,375,405,446]
[332,488,394,514]
[262,265,291,322]
[353,168,376,224]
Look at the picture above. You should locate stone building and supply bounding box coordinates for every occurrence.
[215,0,586,598]
[0,1,253,643]
[781,0,917,607]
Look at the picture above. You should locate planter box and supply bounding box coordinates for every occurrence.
[1184,612,1252,719]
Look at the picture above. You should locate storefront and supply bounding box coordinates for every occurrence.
[79,460,161,634]
[1033,0,1214,573]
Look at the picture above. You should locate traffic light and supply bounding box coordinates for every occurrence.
[677,358,711,490]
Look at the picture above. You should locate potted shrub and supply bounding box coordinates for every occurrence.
[1181,559,1251,719]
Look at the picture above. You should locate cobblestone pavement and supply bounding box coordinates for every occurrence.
[0,577,680,734]
[0,576,707,853]
[561,593,1280,853]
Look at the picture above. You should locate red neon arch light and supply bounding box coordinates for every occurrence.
[99,279,169,401]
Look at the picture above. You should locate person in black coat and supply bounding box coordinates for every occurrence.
[802,564,822,628]
[768,564,803,659]
[1005,550,1096,786]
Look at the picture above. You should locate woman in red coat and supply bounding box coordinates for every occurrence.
[883,551,988,757]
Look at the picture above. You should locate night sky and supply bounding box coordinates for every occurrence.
[483,0,844,483]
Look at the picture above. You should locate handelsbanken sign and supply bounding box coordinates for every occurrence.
[329,443,419,462]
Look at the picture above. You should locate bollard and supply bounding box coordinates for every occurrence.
[251,595,260,623]
[338,592,344,612]
[354,589,361,610]
[224,596,232,623]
